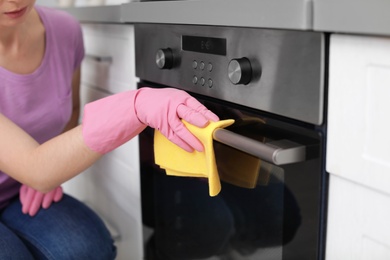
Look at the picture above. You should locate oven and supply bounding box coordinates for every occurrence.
[135,24,327,260]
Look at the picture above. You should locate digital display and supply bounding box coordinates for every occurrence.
[182,35,226,56]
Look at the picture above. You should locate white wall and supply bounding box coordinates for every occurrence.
[36,0,58,6]
[36,0,133,7]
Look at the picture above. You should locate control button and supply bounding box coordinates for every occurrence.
[192,60,198,69]
[199,61,205,70]
[200,77,205,86]
[192,76,198,84]
[155,48,174,69]
[207,63,213,72]
[208,79,213,88]
[228,57,252,85]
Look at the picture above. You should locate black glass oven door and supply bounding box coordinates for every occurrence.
[140,90,324,260]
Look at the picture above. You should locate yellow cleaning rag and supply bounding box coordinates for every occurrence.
[154,119,235,196]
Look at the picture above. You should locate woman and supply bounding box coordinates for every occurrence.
[0,1,218,258]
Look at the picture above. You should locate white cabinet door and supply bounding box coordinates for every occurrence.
[62,24,143,260]
[326,34,390,259]
[81,23,138,94]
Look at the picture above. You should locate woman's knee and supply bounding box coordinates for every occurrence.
[0,222,34,259]
[1,194,117,259]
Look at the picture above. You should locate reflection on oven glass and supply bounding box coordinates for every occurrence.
[140,100,309,260]
[215,142,284,189]
[213,107,285,190]
[143,162,301,260]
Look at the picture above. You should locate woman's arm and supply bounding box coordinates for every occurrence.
[0,86,219,193]
[12,67,87,195]
[0,67,97,193]
[0,115,101,193]
[18,67,83,216]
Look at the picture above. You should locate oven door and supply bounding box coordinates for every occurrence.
[139,84,325,260]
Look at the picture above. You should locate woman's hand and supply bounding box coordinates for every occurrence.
[20,184,63,217]
[135,87,219,152]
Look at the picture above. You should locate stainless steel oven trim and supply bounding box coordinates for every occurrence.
[213,128,306,165]
[135,24,325,125]
[135,22,327,260]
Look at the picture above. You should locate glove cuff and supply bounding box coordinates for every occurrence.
[82,90,146,154]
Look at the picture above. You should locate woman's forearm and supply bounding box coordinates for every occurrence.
[29,126,102,192]
[0,114,101,193]
[14,73,84,191]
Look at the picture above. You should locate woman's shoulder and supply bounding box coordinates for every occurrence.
[34,6,84,71]
[35,6,81,36]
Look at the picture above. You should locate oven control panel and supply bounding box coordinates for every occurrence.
[189,57,218,89]
[135,24,324,125]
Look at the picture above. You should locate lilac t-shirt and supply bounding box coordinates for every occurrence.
[0,6,84,210]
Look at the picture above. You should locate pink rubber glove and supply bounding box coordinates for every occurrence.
[82,90,147,154]
[19,184,63,217]
[134,87,219,152]
[82,87,219,154]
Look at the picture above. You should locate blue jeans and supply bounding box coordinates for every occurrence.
[0,194,117,259]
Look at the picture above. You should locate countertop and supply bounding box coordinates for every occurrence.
[313,0,390,37]
[62,5,122,23]
[120,0,312,30]
[61,0,390,36]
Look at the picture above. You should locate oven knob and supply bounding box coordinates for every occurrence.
[228,58,252,85]
[156,48,174,69]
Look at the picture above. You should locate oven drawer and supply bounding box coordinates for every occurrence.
[81,24,137,94]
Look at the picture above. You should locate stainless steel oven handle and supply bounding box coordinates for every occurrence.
[213,129,306,165]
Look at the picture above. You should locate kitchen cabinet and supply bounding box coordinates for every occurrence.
[62,23,143,260]
[326,34,390,259]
